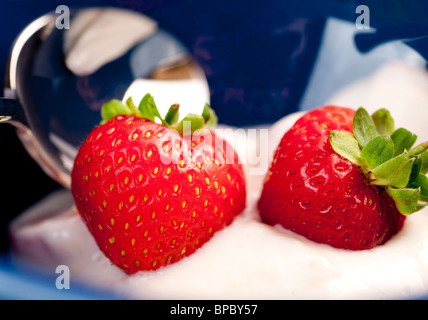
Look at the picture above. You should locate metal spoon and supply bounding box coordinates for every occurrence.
[0,7,209,188]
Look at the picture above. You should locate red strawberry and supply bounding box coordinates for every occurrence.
[258,106,428,250]
[71,94,246,273]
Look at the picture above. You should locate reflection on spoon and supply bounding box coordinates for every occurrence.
[0,7,209,188]
[64,8,157,76]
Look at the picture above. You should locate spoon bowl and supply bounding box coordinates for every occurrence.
[0,7,209,188]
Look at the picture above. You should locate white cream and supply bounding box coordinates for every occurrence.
[9,61,428,299]
[10,189,428,300]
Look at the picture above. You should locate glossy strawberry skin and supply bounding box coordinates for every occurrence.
[71,115,246,273]
[258,106,405,250]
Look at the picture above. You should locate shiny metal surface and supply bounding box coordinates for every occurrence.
[0,7,208,188]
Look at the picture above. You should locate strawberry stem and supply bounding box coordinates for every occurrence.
[164,103,180,126]
[100,94,217,135]
[329,107,428,215]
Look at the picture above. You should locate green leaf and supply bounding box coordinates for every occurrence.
[137,94,154,121]
[173,114,205,136]
[125,97,139,113]
[101,99,132,124]
[408,173,428,202]
[391,128,417,156]
[408,157,422,185]
[371,108,395,136]
[164,104,180,126]
[138,93,166,125]
[386,186,426,215]
[420,150,428,174]
[370,152,414,188]
[409,141,428,156]
[201,103,218,130]
[99,95,218,138]
[329,130,362,166]
[326,106,428,216]
[353,107,378,148]
[360,136,394,169]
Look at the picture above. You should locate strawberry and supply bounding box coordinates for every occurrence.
[71,94,246,273]
[258,106,428,250]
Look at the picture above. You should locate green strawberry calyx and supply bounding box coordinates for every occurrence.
[329,107,428,215]
[100,93,217,135]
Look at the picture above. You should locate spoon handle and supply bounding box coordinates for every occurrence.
[0,98,28,126]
